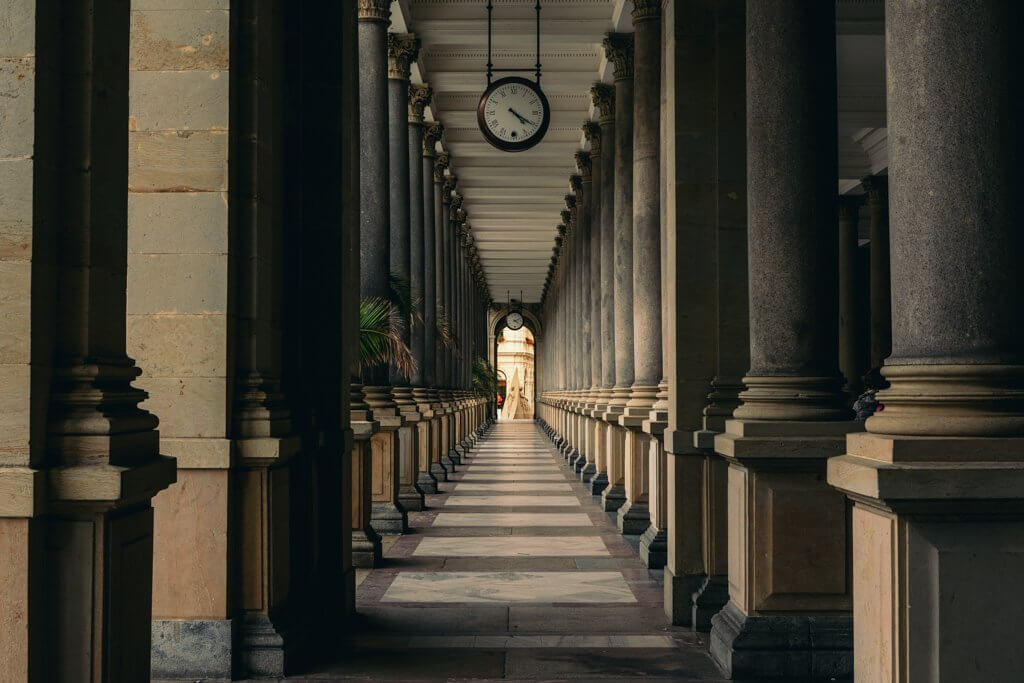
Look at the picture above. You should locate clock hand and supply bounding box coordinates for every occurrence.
[508,108,536,127]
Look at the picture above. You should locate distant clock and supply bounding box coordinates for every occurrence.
[477,76,551,153]
[505,311,524,331]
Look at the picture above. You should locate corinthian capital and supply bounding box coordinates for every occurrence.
[408,83,433,123]
[433,150,449,178]
[357,0,390,22]
[591,83,615,122]
[582,121,601,156]
[424,123,444,157]
[631,0,661,22]
[387,33,420,80]
[603,33,634,79]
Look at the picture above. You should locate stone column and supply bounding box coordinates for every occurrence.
[862,174,890,370]
[360,3,407,536]
[0,3,175,678]
[680,0,748,630]
[618,0,662,539]
[408,83,437,496]
[387,33,423,513]
[601,32,634,513]
[838,195,863,396]
[828,3,1024,680]
[438,177,456,468]
[711,2,856,678]
[590,84,616,497]
[575,153,593,473]
[424,126,448,484]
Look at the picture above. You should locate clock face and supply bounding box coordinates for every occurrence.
[505,312,524,330]
[477,77,551,152]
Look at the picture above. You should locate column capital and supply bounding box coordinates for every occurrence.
[424,122,444,157]
[591,83,616,122]
[838,194,863,222]
[387,33,420,80]
[434,150,449,178]
[860,174,888,203]
[582,121,601,157]
[408,83,433,123]
[569,174,582,194]
[631,0,661,22]
[357,0,390,22]
[451,193,463,213]
[603,33,635,79]
[443,176,456,198]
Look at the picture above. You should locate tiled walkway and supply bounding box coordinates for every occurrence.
[304,421,730,681]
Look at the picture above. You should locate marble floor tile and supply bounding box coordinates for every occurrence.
[453,482,573,492]
[433,512,593,527]
[444,495,580,507]
[414,536,608,557]
[381,571,636,603]
[460,473,567,481]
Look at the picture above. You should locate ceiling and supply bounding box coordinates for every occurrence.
[392,0,887,304]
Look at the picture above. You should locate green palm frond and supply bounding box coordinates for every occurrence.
[357,296,417,380]
[388,270,424,327]
[472,357,499,397]
[435,305,460,355]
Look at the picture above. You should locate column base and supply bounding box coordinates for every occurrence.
[416,471,439,494]
[601,482,626,511]
[399,485,425,511]
[152,618,235,679]
[352,528,383,568]
[446,447,462,467]
[370,501,408,534]
[240,613,307,678]
[638,524,667,569]
[587,471,609,495]
[580,462,596,482]
[572,452,586,473]
[691,575,729,631]
[710,601,852,680]
[616,499,650,535]
[429,461,449,483]
[663,568,705,627]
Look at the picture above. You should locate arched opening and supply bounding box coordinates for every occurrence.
[495,326,535,419]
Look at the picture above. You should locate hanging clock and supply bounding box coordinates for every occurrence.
[477,1,550,153]
[478,77,551,152]
[505,310,524,331]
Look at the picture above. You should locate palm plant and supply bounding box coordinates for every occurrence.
[356,296,416,379]
[472,358,499,398]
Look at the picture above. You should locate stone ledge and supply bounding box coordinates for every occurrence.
[847,431,1024,463]
[715,420,862,462]
[828,453,1024,502]
[48,455,177,504]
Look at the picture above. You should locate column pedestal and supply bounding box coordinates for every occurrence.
[368,410,408,535]
[711,419,860,679]
[351,421,383,567]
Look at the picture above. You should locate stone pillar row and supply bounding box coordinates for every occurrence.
[353,19,492,575]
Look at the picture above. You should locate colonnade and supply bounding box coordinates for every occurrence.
[0,1,491,679]
[350,0,492,567]
[538,0,1024,681]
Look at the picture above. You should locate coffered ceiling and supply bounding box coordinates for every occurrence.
[392,0,888,303]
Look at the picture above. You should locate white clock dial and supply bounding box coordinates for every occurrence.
[506,312,524,330]
[483,82,544,144]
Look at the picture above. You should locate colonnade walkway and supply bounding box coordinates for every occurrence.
[305,422,728,681]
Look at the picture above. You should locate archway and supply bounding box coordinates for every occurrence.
[495,326,535,419]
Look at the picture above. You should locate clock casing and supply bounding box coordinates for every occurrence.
[505,311,524,331]
[477,76,551,153]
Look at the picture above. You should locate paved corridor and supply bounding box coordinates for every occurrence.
[306,421,728,681]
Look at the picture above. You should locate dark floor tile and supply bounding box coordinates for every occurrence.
[508,606,677,633]
[442,557,577,571]
[504,648,726,680]
[305,649,505,679]
[355,605,510,634]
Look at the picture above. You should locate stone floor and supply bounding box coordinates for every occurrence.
[295,421,731,682]
[173,421,734,681]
